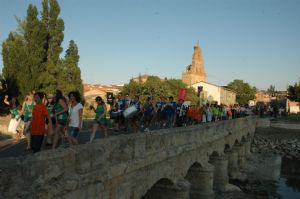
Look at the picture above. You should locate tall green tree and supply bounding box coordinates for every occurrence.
[227,79,255,105]
[22,4,47,95]
[2,32,24,98]
[267,84,276,96]
[60,40,83,95]
[1,0,83,102]
[40,0,65,94]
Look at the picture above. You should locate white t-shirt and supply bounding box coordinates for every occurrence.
[69,103,83,128]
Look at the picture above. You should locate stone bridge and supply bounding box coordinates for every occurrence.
[0,116,256,199]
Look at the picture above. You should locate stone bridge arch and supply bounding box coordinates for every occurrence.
[141,178,177,199]
[184,162,214,199]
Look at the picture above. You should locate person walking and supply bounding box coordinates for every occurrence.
[142,96,154,132]
[4,95,22,137]
[52,90,68,149]
[67,91,83,145]
[21,92,35,150]
[31,92,53,153]
[130,96,141,133]
[164,96,177,127]
[175,99,186,127]
[90,96,108,142]
[115,93,125,131]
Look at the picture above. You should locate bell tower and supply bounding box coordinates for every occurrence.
[182,44,207,86]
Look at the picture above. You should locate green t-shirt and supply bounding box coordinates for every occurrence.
[54,103,68,121]
[24,101,35,119]
[95,105,104,120]
[212,107,218,116]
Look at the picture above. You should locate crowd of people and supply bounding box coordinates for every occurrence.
[3,90,252,153]
[4,90,83,153]
[105,93,251,134]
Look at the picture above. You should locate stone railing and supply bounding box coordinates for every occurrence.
[0,116,257,199]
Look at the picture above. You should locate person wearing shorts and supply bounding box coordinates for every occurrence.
[52,90,68,149]
[21,92,35,150]
[67,91,83,145]
[90,96,108,142]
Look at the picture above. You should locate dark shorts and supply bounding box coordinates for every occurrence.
[57,119,67,126]
[24,117,32,122]
[68,127,79,138]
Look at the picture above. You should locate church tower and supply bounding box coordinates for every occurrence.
[182,44,207,86]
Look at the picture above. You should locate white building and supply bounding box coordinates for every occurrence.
[191,81,236,106]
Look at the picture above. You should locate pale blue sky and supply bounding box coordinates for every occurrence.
[0,0,300,90]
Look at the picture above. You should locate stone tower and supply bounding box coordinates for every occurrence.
[182,44,207,86]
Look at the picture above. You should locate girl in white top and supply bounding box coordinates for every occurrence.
[67,91,83,145]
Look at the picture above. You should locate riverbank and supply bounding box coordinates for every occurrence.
[237,126,300,199]
[218,126,300,199]
[253,127,300,159]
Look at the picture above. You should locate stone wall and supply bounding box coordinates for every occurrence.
[0,116,257,199]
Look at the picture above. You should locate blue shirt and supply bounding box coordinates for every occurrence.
[165,101,176,115]
[117,99,125,111]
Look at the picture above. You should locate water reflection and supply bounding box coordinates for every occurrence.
[277,157,300,198]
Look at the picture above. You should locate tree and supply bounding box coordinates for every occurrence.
[60,40,83,95]
[122,76,166,102]
[1,0,82,101]
[287,83,300,104]
[0,73,8,114]
[40,0,65,94]
[122,76,198,104]
[227,79,255,105]
[252,86,258,93]
[22,4,47,95]
[2,32,24,98]
[267,84,276,97]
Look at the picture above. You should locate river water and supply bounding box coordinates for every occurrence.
[277,157,300,198]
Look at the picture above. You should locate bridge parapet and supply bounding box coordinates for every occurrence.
[0,116,257,199]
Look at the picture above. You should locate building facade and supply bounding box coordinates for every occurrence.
[192,81,236,105]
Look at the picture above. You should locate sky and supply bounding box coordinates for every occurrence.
[0,0,300,90]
